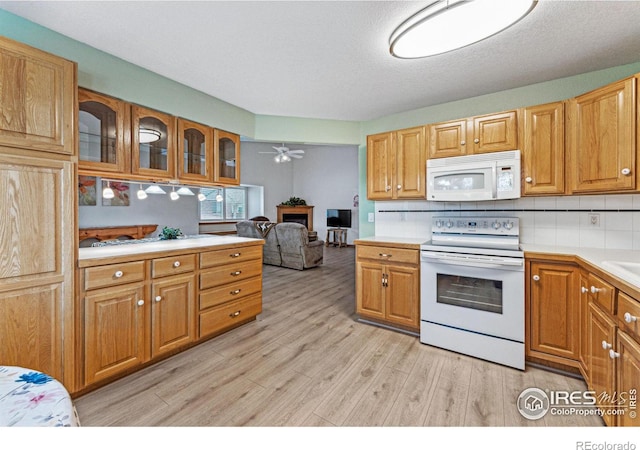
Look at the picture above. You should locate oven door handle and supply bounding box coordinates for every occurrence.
[420,252,523,269]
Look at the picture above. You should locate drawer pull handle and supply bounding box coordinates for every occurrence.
[230,310,241,318]
[173,261,181,268]
[525,177,533,183]
[621,167,631,176]
[155,295,162,302]
[602,340,612,350]
[379,253,392,258]
[609,349,620,359]
[137,300,144,306]
[624,312,638,323]
[230,253,241,258]
[230,289,241,295]
[532,275,540,281]
[231,271,242,276]
[114,270,123,278]
[581,286,589,294]
[590,286,601,294]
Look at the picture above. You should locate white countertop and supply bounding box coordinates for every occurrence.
[79,235,263,261]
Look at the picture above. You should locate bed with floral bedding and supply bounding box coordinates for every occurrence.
[0,366,79,427]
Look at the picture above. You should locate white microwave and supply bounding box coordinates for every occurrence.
[427,150,521,201]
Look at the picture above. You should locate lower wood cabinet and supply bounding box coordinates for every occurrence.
[527,260,580,365]
[78,241,263,392]
[355,242,420,332]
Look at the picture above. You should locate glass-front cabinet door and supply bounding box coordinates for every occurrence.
[214,129,240,185]
[177,118,213,184]
[131,105,176,181]
[78,88,129,174]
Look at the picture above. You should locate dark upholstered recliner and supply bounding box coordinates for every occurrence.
[235,220,281,266]
[235,221,323,270]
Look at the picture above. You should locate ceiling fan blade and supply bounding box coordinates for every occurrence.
[288,150,305,153]
[259,151,277,154]
[290,154,303,158]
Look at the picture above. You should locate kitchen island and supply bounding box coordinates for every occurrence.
[75,235,264,394]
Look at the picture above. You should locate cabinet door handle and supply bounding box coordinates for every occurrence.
[230,289,241,295]
[230,253,241,258]
[609,349,620,359]
[581,286,589,294]
[532,275,540,281]
[155,295,162,302]
[385,185,391,192]
[231,271,242,276]
[229,310,241,318]
[114,270,123,278]
[602,340,612,350]
[590,286,601,294]
[474,138,480,144]
[525,177,533,183]
[173,261,181,268]
[621,168,631,176]
[397,184,402,190]
[137,299,144,306]
[460,140,465,145]
[624,312,638,323]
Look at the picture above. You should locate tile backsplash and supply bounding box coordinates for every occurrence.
[374,194,640,250]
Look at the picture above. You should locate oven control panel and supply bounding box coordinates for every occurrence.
[432,217,519,236]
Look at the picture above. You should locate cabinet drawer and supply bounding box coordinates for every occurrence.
[587,273,615,314]
[200,276,262,310]
[200,245,262,269]
[84,261,145,291]
[617,291,640,340]
[200,259,262,290]
[356,245,418,265]
[152,253,196,278]
[199,293,262,338]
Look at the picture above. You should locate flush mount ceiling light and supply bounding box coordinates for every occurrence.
[139,128,161,144]
[389,0,537,59]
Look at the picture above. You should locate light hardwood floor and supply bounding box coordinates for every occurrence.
[74,246,603,427]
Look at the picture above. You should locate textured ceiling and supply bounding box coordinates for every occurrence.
[2,1,640,121]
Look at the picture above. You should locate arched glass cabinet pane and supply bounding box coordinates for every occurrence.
[131,105,175,180]
[178,118,212,183]
[78,88,128,174]
[214,129,240,185]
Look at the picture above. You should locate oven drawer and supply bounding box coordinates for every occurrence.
[357,245,418,265]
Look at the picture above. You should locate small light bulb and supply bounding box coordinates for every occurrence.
[102,182,115,199]
[137,184,148,200]
[170,188,179,201]
[198,192,206,202]
[216,194,223,202]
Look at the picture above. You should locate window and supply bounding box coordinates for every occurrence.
[199,187,246,221]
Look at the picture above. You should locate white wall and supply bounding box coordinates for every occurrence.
[78,178,200,237]
[374,194,640,250]
[241,141,360,244]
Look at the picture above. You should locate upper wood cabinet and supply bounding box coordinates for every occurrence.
[178,118,213,184]
[367,126,426,200]
[131,105,177,181]
[520,101,565,196]
[214,129,240,185]
[428,110,517,158]
[78,88,130,175]
[0,36,76,156]
[568,77,636,193]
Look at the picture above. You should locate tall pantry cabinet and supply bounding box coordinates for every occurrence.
[0,36,77,389]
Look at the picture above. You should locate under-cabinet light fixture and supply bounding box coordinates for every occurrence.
[389,0,536,59]
[136,184,148,200]
[170,187,180,201]
[102,181,115,199]
[176,187,195,196]
[144,184,167,195]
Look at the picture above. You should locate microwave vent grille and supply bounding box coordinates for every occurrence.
[427,150,520,168]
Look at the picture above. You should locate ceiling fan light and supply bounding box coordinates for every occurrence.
[139,128,161,144]
[274,154,282,163]
[282,154,291,162]
[390,0,536,59]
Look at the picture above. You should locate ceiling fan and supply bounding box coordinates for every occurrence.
[260,143,304,163]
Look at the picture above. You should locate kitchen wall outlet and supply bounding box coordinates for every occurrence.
[588,213,600,227]
[368,212,375,223]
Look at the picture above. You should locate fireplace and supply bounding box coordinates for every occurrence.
[277,205,314,231]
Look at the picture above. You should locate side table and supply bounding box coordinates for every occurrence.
[326,228,347,248]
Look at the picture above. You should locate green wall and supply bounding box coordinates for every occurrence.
[3,7,640,239]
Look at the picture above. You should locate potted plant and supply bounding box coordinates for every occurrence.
[280,196,307,206]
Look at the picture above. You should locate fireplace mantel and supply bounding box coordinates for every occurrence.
[277,205,314,231]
